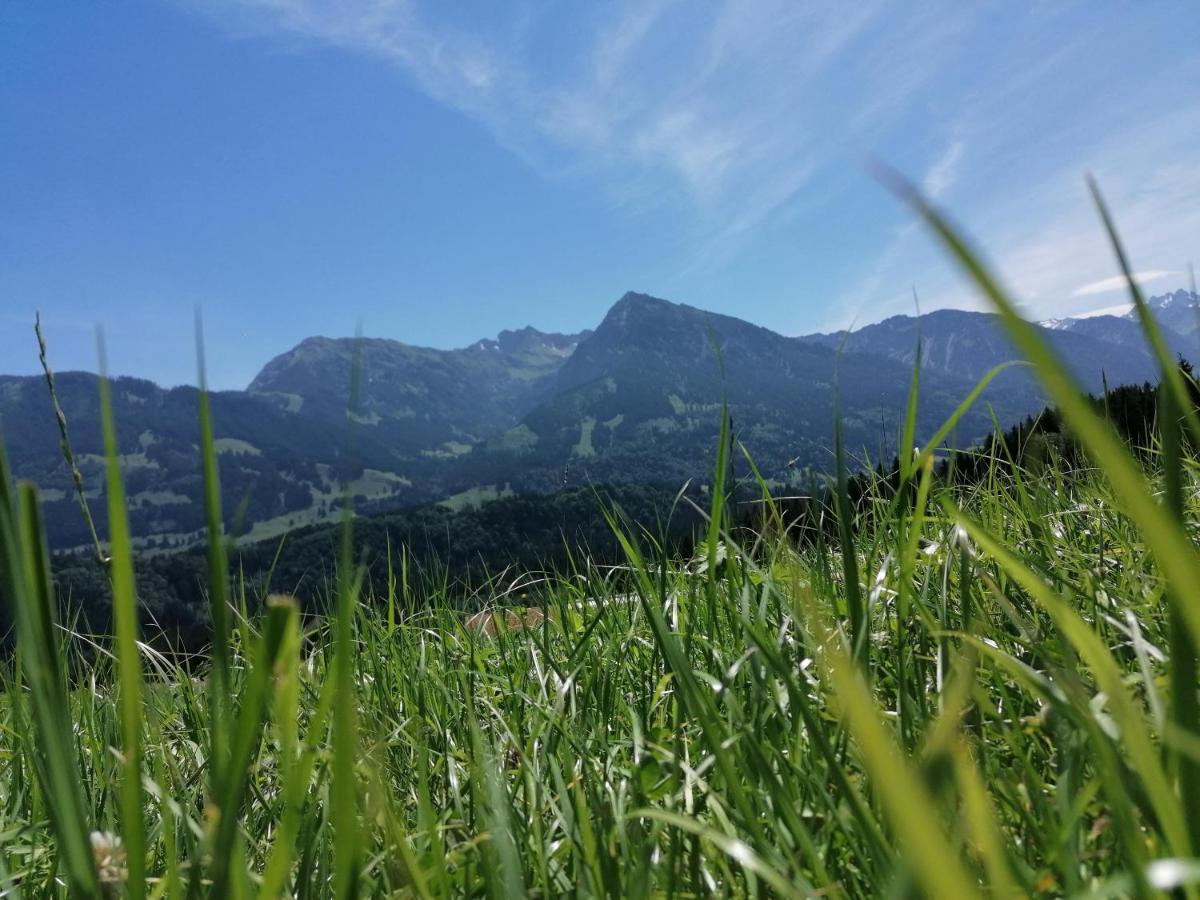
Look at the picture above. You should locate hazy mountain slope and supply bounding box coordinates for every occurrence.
[249,327,588,456]
[1128,289,1200,336]
[4,288,1188,549]
[1042,313,1198,361]
[461,294,1024,495]
[802,307,1164,397]
[0,372,419,548]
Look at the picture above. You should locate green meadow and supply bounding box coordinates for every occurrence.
[2,186,1199,898]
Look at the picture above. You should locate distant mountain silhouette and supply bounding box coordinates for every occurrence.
[1040,289,1200,360]
[804,307,1169,396]
[2,288,1189,549]
[248,327,589,454]
[1130,289,1200,335]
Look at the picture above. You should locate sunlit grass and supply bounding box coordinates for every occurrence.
[2,189,1199,897]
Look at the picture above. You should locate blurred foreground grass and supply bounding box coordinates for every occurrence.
[1,181,1198,897]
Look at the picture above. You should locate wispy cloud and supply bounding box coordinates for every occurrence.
[184,0,978,253]
[1071,270,1178,298]
[179,0,1198,329]
[988,105,1200,318]
[1073,301,1133,319]
[923,141,964,199]
[835,55,1200,326]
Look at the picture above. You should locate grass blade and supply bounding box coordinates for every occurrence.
[0,439,100,896]
[97,334,147,899]
[631,809,806,900]
[208,596,297,893]
[793,582,982,900]
[195,314,232,795]
[884,167,1200,660]
[1088,179,1200,845]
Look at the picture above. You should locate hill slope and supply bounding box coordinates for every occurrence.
[2,288,1190,548]
[464,294,1021,495]
[248,327,589,456]
[802,307,1167,397]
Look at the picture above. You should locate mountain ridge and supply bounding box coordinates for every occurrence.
[3,287,1194,549]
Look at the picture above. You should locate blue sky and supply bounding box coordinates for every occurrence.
[2,1,1197,389]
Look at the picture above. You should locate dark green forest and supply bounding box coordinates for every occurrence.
[36,483,702,651]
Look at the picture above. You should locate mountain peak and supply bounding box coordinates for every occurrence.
[1124,288,1200,335]
[608,291,678,316]
[617,290,671,305]
[583,292,691,341]
[1146,288,1198,311]
[469,326,592,356]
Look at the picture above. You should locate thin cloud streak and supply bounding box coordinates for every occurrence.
[923,141,965,199]
[180,0,1198,332]
[1071,270,1178,298]
[837,85,1200,325]
[185,0,978,257]
[1073,301,1133,319]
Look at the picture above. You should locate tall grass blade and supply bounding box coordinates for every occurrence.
[793,583,982,899]
[195,314,232,792]
[898,310,922,483]
[884,167,1200,655]
[34,314,105,565]
[97,333,147,899]
[1089,178,1200,844]
[632,809,806,900]
[333,333,365,899]
[834,410,866,669]
[208,596,297,894]
[946,499,1190,860]
[0,441,100,896]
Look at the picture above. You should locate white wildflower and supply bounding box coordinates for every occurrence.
[90,831,127,890]
[952,524,975,557]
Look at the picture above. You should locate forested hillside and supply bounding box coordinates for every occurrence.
[3,289,1193,551]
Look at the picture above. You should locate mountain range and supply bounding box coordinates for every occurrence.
[3,288,1195,550]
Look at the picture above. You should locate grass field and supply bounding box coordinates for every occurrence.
[2,184,1199,897]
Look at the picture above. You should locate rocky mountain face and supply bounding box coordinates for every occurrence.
[1130,289,1200,336]
[804,307,1170,398]
[1039,290,1200,362]
[468,294,1017,496]
[2,289,1191,549]
[248,327,589,455]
